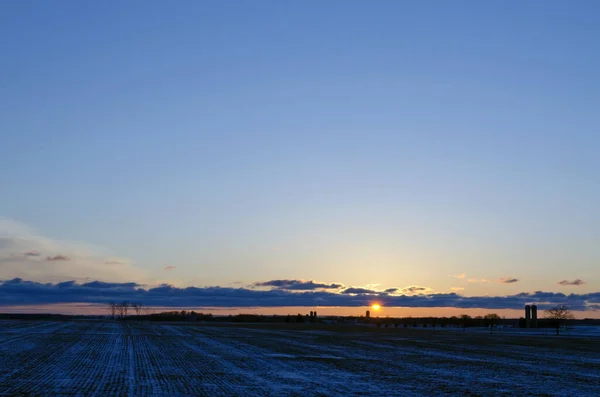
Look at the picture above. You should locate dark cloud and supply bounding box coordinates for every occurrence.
[384,288,398,293]
[46,255,70,261]
[253,279,343,291]
[164,266,176,271]
[56,281,77,288]
[341,287,378,295]
[0,278,599,311]
[558,279,585,286]
[24,251,41,257]
[105,260,124,265]
[402,286,429,293]
[81,281,141,289]
[501,277,519,284]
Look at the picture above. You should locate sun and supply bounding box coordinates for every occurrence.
[371,303,381,311]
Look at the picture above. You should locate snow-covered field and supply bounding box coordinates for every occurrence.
[0,321,598,396]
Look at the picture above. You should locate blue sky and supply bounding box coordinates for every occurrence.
[1,1,599,313]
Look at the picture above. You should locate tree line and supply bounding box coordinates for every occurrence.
[107,301,146,319]
[104,303,581,333]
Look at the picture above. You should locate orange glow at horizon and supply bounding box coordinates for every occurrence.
[371,303,381,311]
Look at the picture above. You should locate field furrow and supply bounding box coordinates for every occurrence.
[0,321,598,396]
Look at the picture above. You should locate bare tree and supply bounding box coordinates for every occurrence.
[132,303,143,316]
[121,301,130,318]
[107,302,117,319]
[114,301,130,319]
[115,302,123,319]
[545,304,574,335]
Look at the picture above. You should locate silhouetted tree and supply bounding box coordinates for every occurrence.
[131,303,143,316]
[108,302,117,319]
[545,305,574,335]
[484,313,500,325]
[484,313,501,332]
[449,316,459,328]
[115,301,130,319]
[460,314,472,330]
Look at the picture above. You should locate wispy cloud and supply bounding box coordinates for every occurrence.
[468,278,490,283]
[558,279,585,286]
[105,260,125,265]
[500,277,519,284]
[164,266,177,271]
[0,218,146,283]
[450,273,466,279]
[46,255,71,261]
[450,287,465,292]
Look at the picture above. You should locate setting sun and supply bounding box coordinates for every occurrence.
[371,304,381,311]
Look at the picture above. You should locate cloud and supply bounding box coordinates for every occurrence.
[500,277,519,284]
[81,281,141,289]
[468,278,490,283]
[558,279,585,286]
[341,287,378,295]
[0,237,18,250]
[0,218,146,283]
[253,279,343,291]
[342,285,432,296]
[451,274,466,279]
[450,287,465,292]
[400,285,432,294]
[46,255,71,261]
[1,278,599,311]
[164,266,176,271]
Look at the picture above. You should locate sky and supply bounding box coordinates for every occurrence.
[1,1,599,317]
